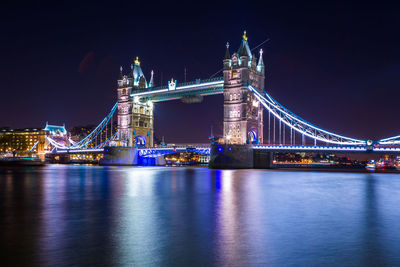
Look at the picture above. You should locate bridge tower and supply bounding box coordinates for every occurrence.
[117,66,134,146]
[223,32,265,144]
[117,57,154,147]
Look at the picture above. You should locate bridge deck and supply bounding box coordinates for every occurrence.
[49,144,400,155]
[254,145,400,153]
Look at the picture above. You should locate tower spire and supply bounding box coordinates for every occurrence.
[257,49,264,73]
[134,56,140,66]
[238,31,251,58]
[119,66,123,79]
[129,64,134,78]
[224,42,230,60]
[131,56,147,87]
[149,70,154,87]
[242,30,248,42]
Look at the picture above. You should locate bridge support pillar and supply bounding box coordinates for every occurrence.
[155,155,166,166]
[253,149,274,169]
[209,144,254,169]
[46,153,70,164]
[99,147,139,165]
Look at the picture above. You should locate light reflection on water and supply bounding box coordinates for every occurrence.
[0,165,400,266]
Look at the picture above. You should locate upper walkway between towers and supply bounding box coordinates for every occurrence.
[130,76,224,102]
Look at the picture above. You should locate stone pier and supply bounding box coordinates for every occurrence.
[100,147,139,166]
[209,144,273,169]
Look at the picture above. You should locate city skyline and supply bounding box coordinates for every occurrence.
[1,2,400,143]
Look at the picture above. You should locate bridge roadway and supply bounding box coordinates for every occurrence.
[50,146,211,155]
[137,146,211,158]
[51,144,400,155]
[253,145,400,153]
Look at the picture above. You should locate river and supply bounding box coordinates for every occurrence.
[0,165,399,266]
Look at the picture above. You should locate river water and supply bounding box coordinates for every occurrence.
[0,165,399,266]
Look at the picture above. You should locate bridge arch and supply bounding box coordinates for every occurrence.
[134,135,146,147]
[247,130,258,144]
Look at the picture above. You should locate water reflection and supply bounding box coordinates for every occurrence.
[0,166,400,266]
[216,170,242,266]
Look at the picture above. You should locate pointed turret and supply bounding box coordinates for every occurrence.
[238,31,251,68]
[224,42,230,60]
[223,42,231,70]
[257,49,264,73]
[149,70,154,87]
[129,64,134,78]
[132,56,148,88]
[237,31,251,59]
[118,66,124,88]
[119,66,123,80]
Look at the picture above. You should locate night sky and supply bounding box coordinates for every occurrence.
[1,2,400,143]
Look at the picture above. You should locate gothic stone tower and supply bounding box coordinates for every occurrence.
[117,66,133,146]
[117,57,154,147]
[223,31,265,144]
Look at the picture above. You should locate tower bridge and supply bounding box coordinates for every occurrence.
[45,31,400,167]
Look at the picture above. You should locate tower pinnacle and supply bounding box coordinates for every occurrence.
[258,49,264,66]
[134,56,140,66]
[149,70,154,87]
[224,42,231,60]
[119,66,123,79]
[257,48,264,73]
[242,31,248,42]
[129,64,134,78]
[238,31,251,58]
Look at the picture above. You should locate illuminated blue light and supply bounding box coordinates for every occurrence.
[131,79,224,97]
[247,85,365,145]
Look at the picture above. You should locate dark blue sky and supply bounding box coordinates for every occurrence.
[1,1,400,143]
